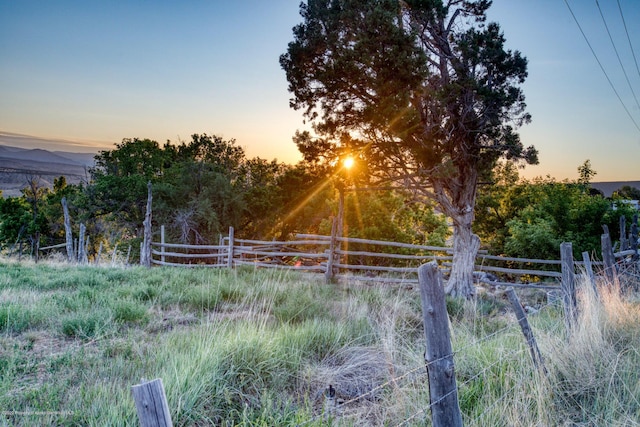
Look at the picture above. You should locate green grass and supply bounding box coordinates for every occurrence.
[0,257,638,426]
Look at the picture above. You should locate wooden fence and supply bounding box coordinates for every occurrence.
[137,220,639,427]
[149,220,638,287]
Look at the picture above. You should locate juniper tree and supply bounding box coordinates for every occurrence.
[281,0,538,297]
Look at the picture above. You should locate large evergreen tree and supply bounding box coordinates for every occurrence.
[281,0,538,297]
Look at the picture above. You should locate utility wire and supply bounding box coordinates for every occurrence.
[595,0,640,111]
[563,0,640,134]
[617,0,640,81]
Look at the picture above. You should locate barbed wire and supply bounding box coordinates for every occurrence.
[394,346,530,426]
[297,287,564,426]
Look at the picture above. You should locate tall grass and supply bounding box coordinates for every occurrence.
[0,256,638,426]
[546,276,640,425]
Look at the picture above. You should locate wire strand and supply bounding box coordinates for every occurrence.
[595,0,640,111]
[564,0,640,134]
[617,0,640,81]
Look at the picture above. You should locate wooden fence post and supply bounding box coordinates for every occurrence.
[325,217,337,283]
[505,287,546,374]
[418,262,463,427]
[111,243,119,266]
[61,197,74,262]
[84,236,90,264]
[561,242,577,332]
[227,226,235,269]
[218,234,224,265]
[131,378,173,427]
[619,216,628,251]
[631,214,638,262]
[160,225,166,265]
[581,251,598,298]
[126,245,132,265]
[141,181,153,267]
[601,233,617,283]
[78,224,86,264]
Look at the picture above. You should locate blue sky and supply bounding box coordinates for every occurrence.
[1,0,639,181]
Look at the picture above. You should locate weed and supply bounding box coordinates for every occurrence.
[0,304,43,334]
[60,309,113,340]
[111,300,149,324]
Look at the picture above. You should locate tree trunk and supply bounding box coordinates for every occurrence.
[435,168,480,299]
[445,220,480,298]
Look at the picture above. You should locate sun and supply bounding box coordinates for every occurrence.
[343,156,355,169]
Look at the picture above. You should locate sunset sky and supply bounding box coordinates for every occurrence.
[1,0,639,181]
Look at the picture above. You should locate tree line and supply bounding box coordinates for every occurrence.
[0,134,636,265]
[0,134,450,260]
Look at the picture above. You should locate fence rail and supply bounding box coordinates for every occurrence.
[149,225,638,287]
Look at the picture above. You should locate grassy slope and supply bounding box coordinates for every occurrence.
[0,258,638,426]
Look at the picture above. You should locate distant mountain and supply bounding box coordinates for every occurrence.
[0,144,98,198]
[53,151,97,166]
[0,145,92,165]
[0,131,112,154]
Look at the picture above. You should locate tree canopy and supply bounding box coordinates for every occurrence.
[281,0,537,297]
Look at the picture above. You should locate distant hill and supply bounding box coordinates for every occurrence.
[0,144,97,198]
[591,181,640,198]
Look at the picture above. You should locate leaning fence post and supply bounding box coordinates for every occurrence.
[505,287,547,374]
[131,378,173,427]
[601,233,617,283]
[418,262,463,427]
[227,226,235,269]
[561,242,577,333]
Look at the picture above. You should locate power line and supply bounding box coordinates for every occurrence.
[563,0,640,134]
[595,0,640,111]
[617,0,640,81]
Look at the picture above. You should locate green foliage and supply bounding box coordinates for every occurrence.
[342,190,449,247]
[281,0,537,211]
[614,185,640,200]
[94,138,168,179]
[505,216,560,260]
[0,197,31,247]
[313,188,450,267]
[475,163,635,258]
